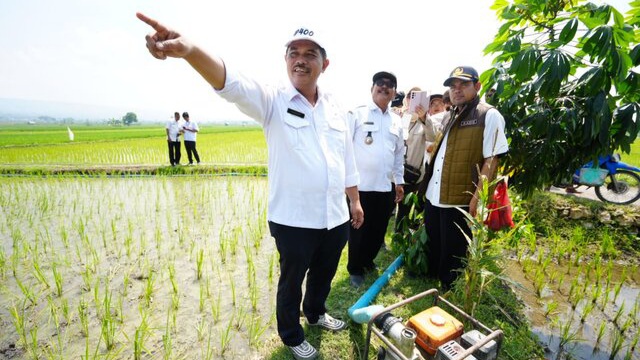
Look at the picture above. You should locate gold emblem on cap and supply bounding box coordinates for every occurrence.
[453,67,465,76]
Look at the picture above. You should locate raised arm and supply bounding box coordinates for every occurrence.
[136,12,226,90]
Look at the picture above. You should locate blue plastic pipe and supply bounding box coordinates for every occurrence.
[348,255,404,323]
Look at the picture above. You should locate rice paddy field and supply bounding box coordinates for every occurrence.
[0,124,267,167]
[0,123,639,360]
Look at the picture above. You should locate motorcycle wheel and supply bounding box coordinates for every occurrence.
[595,169,640,205]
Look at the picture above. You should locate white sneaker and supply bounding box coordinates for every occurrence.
[308,313,347,331]
[289,340,318,360]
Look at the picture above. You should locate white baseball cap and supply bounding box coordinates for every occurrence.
[285,27,325,51]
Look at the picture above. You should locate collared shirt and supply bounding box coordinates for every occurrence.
[166,120,183,142]
[182,120,199,141]
[349,101,405,191]
[216,67,359,230]
[426,108,508,207]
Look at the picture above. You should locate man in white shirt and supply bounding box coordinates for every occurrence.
[347,71,405,288]
[181,111,200,165]
[420,66,508,290]
[138,14,364,360]
[165,111,183,166]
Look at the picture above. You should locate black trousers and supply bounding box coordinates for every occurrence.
[167,140,181,165]
[268,221,349,346]
[348,190,395,276]
[423,200,471,289]
[184,140,200,164]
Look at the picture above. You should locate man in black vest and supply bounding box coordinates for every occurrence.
[421,66,509,290]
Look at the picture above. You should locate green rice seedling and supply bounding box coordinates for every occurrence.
[218,228,228,264]
[78,297,89,337]
[629,300,639,327]
[59,225,69,249]
[557,316,581,351]
[605,260,614,289]
[14,275,36,306]
[134,306,150,360]
[61,297,70,325]
[627,331,639,357]
[28,325,39,360]
[533,270,546,298]
[599,230,618,258]
[101,289,117,350]
[9,302,27,348]
[591,282,601,304]
[154,227,162,251]
[162,312,172,360]
[620,316,633,335]
[568,277,579,300]
[32,259,50,289]
[594,319,607,349]
[247,314,272,347]
[613,281,624,304]
[220,314,234,356]
[249,281,259,312]
[196,248,204,280]
[143,269,155,307]
[199,280,207,313]
[168,263,178,295]
[195,317,207,342]
[613,302,625,326]
[609,329,624,359]
[235,305,248,331]
[548,269,557,285]
[211,290,221,324]
[171,291,180,311]
[124,234,133,258]
[0,246,6,279]
[580,302,594,323]
[203,330,214,360]
[556,272,565,294]
[268,253,275,285]
[544,300,558,318]
[600,286,611,310]
[47,295,60,333]
[52,262,63,297]
[229,275,236,306]
[572,248,583,268]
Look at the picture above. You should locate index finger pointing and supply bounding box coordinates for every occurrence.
[136,12,166,32]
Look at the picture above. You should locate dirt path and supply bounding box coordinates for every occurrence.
[548,185,640,206]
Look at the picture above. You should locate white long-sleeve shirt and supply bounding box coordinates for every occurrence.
[182,120,199,141]
[216,67,359,230]
[166,120,183,142]
[349,101,405,192]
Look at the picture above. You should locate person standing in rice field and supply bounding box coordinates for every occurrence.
[138,13,364,360]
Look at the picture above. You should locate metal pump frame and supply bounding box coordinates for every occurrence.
[364,288,504,360]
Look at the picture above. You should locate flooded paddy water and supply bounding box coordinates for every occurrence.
[0,176,276,359]
[504,255,640,360]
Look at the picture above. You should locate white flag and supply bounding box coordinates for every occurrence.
[67,127,74,141]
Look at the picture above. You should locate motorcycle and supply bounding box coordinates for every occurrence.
[565,154,640,205]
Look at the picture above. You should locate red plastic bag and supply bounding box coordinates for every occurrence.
[484,179,514,231]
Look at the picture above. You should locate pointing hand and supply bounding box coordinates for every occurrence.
[136,12,193,60]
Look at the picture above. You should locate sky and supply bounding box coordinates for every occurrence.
[0,0,632,123]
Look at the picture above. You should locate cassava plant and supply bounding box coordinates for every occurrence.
[483,0,640,197]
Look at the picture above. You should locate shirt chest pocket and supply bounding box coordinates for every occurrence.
[283,113,311,150]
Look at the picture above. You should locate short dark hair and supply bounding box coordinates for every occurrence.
[174,112,179,116]
[182,112,189,118]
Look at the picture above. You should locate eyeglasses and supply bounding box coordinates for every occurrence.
[374,79,396,88]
